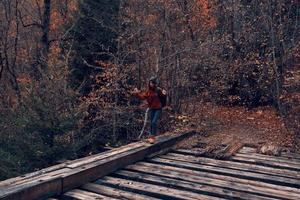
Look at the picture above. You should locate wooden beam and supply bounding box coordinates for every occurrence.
[61,131,195,192]
[66,142,146,169]
[0,130,195,200]
[0,177,62,200]
[62,189,117,200]
[81,182,160,200]
[0,142,146,200]
[0,163,67,188]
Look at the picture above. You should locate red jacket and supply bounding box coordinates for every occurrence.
[135,88,165,109]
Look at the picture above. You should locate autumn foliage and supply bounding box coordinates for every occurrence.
[0,0,299,180]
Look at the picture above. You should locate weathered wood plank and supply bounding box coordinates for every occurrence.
[143,159,300,195]
[1,168,70,190]
[281,152,300,160]
[126,162,300,200]
[151,157,300,189]
[238,147,258,153]
[166,152,300,179]
[114,169,275,200]
[62,189,117,200]
[179,147,300,163]
[0,177,62,200]
[96,176,225,200]
[0,163,67,188]
[67,142,146,168]
[60,146,148,192]
[231,156,300,171]
[239,147,300,160]
[61,131,195,192]
[234,153,300,167]
[175,148,300,171]
[0,168,71,200]
[81,183,159,200]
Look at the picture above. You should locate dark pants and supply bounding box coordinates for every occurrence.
[150,108,162,136]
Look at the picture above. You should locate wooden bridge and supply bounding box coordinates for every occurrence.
[1,131,300,200]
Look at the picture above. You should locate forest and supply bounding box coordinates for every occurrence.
[0,0,299,180]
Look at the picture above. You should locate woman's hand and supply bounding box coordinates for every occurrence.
[162,89,167,95]
[132,88,140,94]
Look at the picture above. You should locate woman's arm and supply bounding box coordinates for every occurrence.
[132,88,149,100]
[157,87,167,97]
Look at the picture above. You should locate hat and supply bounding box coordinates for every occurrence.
[149,76,159,85]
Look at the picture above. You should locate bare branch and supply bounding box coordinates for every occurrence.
[82,58,105,70]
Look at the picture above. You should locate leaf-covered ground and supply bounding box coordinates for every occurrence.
[171,97,299,153]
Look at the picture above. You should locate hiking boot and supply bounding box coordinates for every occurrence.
[148,136,156,144]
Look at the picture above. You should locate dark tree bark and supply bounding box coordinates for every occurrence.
[40,0,51,71]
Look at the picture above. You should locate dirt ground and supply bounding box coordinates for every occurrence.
[170,98,299,155]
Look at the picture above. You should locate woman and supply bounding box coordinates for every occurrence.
[132,76,167,143]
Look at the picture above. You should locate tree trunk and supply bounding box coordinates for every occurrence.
[269,0,283,114]
[35,0,51,79]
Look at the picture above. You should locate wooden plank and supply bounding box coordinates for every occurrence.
[96,176,225,200]
[0,163,67,188]
[144,159,300,195]
[281,152,300,160]
[239,147,258,153]
[62,189,117,200]
[179,145,300,162]
[178,147,298,162]
[231,156,300,171]
[0,168,70,200]
[234,153,300,167]
[67,142,144,164]
[151,157,300,189]
[61,131,195,192]
[239,147,300,160]
[126,162,300,200]
[1,168,70,190]
[174,149,203,154]
[0,177,62,200]
[165,152,300,179]
[175,148,300,171]
[67,142,146,168]
[114,169,275,200]
[81,183,159,200]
